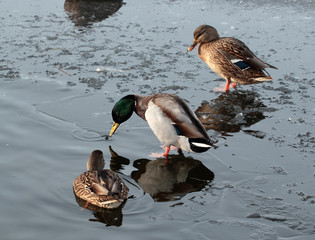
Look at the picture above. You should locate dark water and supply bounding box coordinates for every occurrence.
[1,0,315,239]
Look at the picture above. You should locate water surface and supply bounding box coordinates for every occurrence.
[1,0,315,239]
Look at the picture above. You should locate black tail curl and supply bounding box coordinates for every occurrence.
[188,138,217,153]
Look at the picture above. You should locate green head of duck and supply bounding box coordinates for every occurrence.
[109,95,135,137]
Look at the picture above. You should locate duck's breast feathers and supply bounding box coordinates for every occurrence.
[149,94,210,140]
[215,37,277,70]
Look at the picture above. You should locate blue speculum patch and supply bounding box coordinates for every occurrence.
[233,61,250,70]
[173,124,183,135]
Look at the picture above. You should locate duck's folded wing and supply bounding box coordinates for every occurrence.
[91,183,110,195]
[99,170,129,195]
[152,95,210,140]
[218,38,277,70]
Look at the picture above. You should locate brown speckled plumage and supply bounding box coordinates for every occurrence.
[188,25,277,91]
[73,150,129,209]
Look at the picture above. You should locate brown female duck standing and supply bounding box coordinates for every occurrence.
[187,25,277,91]
[73,150,129,209]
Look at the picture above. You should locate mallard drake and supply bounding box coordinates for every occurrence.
[73,150,129,209]
[109,94,216,157]
[187,25,277,91]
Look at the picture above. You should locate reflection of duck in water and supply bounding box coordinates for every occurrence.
[107,146,214,202]
[64,0,124,27]
[109,94,216,158]
[130,153,214,202]
[195,90,274,135]
[187,25,277,91]
[73,150,129,210]
[75,195,124,226]
[108,146,130,172]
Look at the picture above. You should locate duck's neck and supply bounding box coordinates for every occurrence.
[134,95,150,120]
[87,158,105,172]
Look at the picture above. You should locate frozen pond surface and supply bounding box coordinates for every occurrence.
[0,0,315,239]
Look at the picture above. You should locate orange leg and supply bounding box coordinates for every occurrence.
[232,82,237,88]
[163,146,170,157]
[81,201,90,211]
[224,78,231,92]
[162,146,172,164]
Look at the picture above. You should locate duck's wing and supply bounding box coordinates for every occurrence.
[91,182,110,195]
[73,171,109,197]
[217,37,277,70]
[73,171,127,208]
[83,171,110,196]
[99,170,129,198]
[152,94,210,140]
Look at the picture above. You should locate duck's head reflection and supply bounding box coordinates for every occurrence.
[64,0,124,27]
[109,146,130,172]
[129,153,214,202]
[195,90,275,135]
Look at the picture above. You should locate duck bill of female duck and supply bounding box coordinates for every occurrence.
[109,122,120,137]
[187,42,197,52]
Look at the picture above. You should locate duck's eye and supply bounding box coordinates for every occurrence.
[195,33,202,40]
[195,29,207,41]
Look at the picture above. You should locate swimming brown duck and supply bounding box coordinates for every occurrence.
[73,150,129,209]
[187,25,277,91]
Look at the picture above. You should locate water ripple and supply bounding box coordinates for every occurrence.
[71,128,107,142]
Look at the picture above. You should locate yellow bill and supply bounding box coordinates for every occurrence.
[109,122,120,137]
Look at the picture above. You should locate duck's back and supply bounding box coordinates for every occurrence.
[98,170,129,198]
[73,171,98,199]
[73,170,128,209]
[150,94,210,140]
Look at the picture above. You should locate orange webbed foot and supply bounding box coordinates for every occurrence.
[149,146,173,159]
[149,152,164,158]
[214,78,232,92]
[214,83,229,92]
